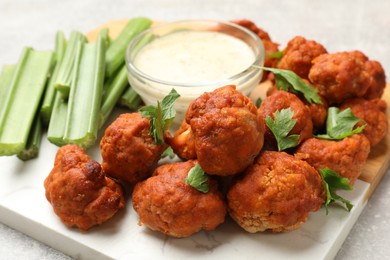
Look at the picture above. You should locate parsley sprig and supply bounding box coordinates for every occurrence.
[316,107,366,140]
[161,146,176,159]
[265,50,284,59]
[266,108,300,151]
[253,66,322,104]
[140,89,180,145]
[319,168,354,214]
[184,163,209,193]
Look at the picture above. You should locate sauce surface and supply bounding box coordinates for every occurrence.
[133,30,255,84]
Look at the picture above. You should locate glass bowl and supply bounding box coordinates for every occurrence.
[125,19,265,125]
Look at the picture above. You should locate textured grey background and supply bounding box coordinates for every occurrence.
[1,0,389,259]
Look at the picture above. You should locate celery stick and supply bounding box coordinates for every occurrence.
[100,28,111,47]
[63,34,106,149]
[17,113,43,161]
[55,31,87,97]
[99,65,129,127]
[119,87,142,111]
[40,31,67,124]
[0,64,17,122]
[47,91,68,147]
[0,47,53,156]
[105,17,152,78]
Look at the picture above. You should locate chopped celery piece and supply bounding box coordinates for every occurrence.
[55,31,87,97]
[0,47,53,156]
[99,28,111,47]
[99,65,129,127]
[119,87,142,111]
[0,64,17,122]
[62,34,106,149]
[47,92,68,147]
[17,114,43,161]
[105,17,152,78]
[41,31,67,124]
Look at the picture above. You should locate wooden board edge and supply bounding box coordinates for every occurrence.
[86,19,162,42]
[362,83,390,200]
[86,19,128,42]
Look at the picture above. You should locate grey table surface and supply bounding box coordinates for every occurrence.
[0,0,389,259]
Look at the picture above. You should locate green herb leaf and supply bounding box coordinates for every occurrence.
[140,89,180,145]
[319,168,354,214]
[161,146,176,159]
[253,66,322,104]
[255,97,262,108]
[265,50,284,59]
[316,107,366,140]
[184,163,209,193]
[160,89,181,129]
[265,108,300,151]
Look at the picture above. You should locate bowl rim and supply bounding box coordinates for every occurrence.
[125,19,265,87]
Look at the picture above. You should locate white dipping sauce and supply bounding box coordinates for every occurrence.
[133,30,256,83]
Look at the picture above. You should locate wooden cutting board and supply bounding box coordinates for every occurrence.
[88,19,390,201]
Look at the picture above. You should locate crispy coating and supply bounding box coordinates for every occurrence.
[259,90,313,147]
[132,160,227,237]
[185,85,265,176]
[340,98,388,147]
[167,120,196,160]
[363,60,386,99]
[296,134,370,185]
[266,82,328,130]
[305,94,328,130]
[309,51,374,105]
[232,19,279,80]
[278,36,327,79]
[100,112,167,184]
[44,144,125,231]
[227,151,324,233]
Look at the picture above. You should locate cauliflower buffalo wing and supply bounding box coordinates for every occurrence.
[170,85,265,176]
[132,160,227,237]
[259,89,313,148]
[278,36,327,79]
[309,51,386,105]
[296,134,371,185]
[44,144,125,231]
[340,98,388,147]
[227,151,324,233]
[100,112,167,184]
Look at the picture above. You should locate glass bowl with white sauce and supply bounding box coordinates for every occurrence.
[125,19,265,125]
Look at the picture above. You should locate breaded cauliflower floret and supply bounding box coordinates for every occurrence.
[167,120,196,160]
[340,98,388,147]
[132,160,227,237]
[227,151,324,233]
[183,85,265,176]
[296,134,371,185]
[100,112,167,184]
[309,51,382,105]
[259,90,313,148]
[44,144,125,231]
[278,36,327,79]
[363,60,386,100]
[265,81,328,130]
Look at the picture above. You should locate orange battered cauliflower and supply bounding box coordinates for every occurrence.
[44,144,125,231]
[227,151,324,233]
[100,112,167,184]
[132,160,227,237]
